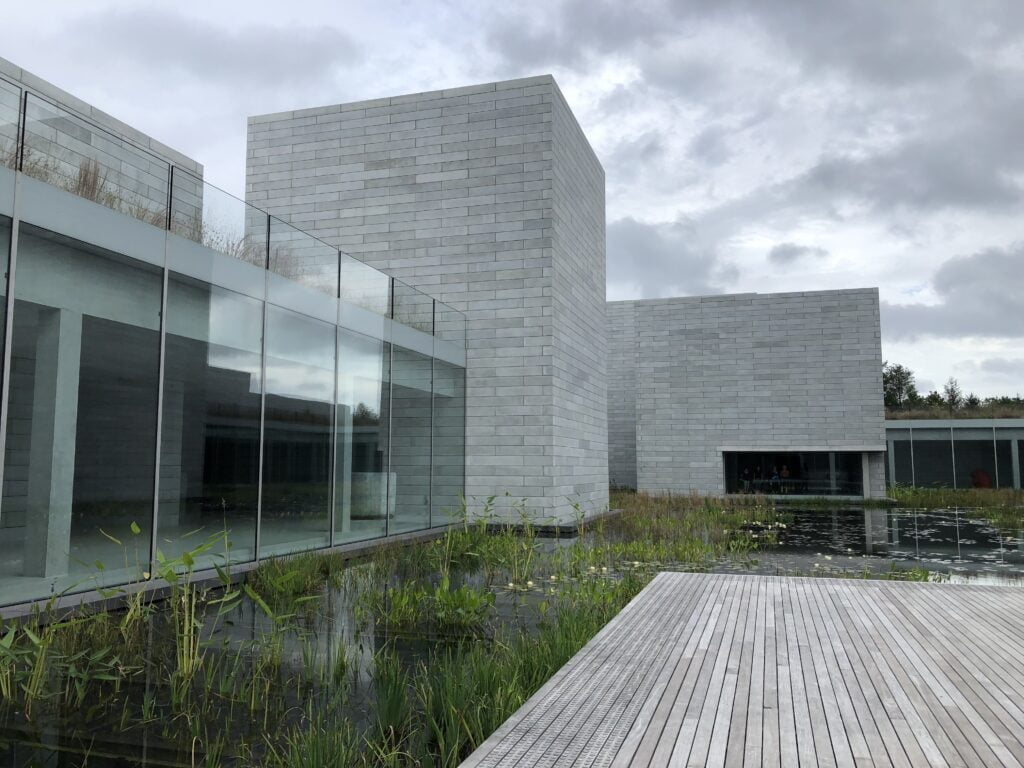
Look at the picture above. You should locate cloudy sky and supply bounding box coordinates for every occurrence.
[3,0,1023,396]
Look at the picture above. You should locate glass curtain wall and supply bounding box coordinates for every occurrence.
[724,451,864,496]
[0,87,466,605]
[159,275,262,566]
[1,225,161,603]
[0,216,9,371]
[884,426,1024,489]
[431,359,465,527]
[335,330,391,544]
[910,429,955,487]
[261,305,334,557]
[390,347,433,534]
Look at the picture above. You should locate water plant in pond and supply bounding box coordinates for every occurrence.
[0,491,998,766]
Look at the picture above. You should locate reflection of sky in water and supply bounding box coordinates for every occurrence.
[736,507,1024,585]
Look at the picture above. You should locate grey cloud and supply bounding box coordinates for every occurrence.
[882,244,1024,340]
[797,129,1024,214]
[687,125,731,166]
[607,216,729,298]
[485,0,667,71]
[979,358,1024,378]
[486,0,1022,87]
[767,243,829,264]
[71,9,359,89]
[605,131,667,184]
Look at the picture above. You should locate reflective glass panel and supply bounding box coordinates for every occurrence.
[335,330,390,544]
[910,430,955,488]
[0,216,9,377]
[0,80,19,169]
[160,274,262,567]
[431,359,465,526]
[434,300,466,346]
[260,305,333,555]
[171,173,267,269]
[950,436,999,489]
[723,451,864,495]
[389,347,432,533]
[995,440,1013,489]
[22,95,169,226]
[269,216,338,298]
[0,225,160,604]
[393,280,433,334]
[340,253,390,317]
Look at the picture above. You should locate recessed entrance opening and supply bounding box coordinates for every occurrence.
[723,451,864,496]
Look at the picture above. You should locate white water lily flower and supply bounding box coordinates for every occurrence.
[526,580,534,587]
[507,582,515,588]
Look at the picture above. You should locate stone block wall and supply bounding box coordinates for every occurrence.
[606,301,637,489]
[608,289,886,496]
[246,76,608,522]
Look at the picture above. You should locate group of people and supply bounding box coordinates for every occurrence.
[738,464,793,493]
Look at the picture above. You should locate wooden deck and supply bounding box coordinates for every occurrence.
[460,572,1024,767]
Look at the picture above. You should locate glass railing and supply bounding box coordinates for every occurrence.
[393,278,435,335]
[21,93,171,228]
[340,251,391,317]
[0,80,19,170]
[435,298,467,346]
[0,74,467,346]
[171,169,266,268]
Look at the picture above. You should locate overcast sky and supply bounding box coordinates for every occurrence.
[4,0,1023,396]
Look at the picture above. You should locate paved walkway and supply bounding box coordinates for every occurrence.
[460,572,1024,767]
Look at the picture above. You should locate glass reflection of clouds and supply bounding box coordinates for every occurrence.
[264,305,335,403]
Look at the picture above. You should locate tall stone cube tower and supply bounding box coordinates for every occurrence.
[246,76,608,522]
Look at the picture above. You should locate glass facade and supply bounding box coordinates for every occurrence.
[0,78,466,607]
[390,347,433,534]
[159,276,262,566]
[724,451,865,496]
[260,305,334,557]
[885,422,1024,489]
[335,330,390,544]
[2,226,162,601]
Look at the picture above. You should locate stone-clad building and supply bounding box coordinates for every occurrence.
[246,76,889,505]
[607,290,887,498]
[246,76,608,522]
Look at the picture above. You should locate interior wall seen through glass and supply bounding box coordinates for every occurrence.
[389,347,432,534]
[909,432,955,488]
[952,438,998,489]
[335,329,390,544]
[431,359,465,527]
[891,438,913,486]
[160,274,262,566]
[995,440,1013,489]
[260,305,334,556]
[0,224,160,604]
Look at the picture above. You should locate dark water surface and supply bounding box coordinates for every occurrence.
[717,506,1024,585]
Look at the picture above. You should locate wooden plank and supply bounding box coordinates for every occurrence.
[459,574,1024,768]
[610,575,727,767]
